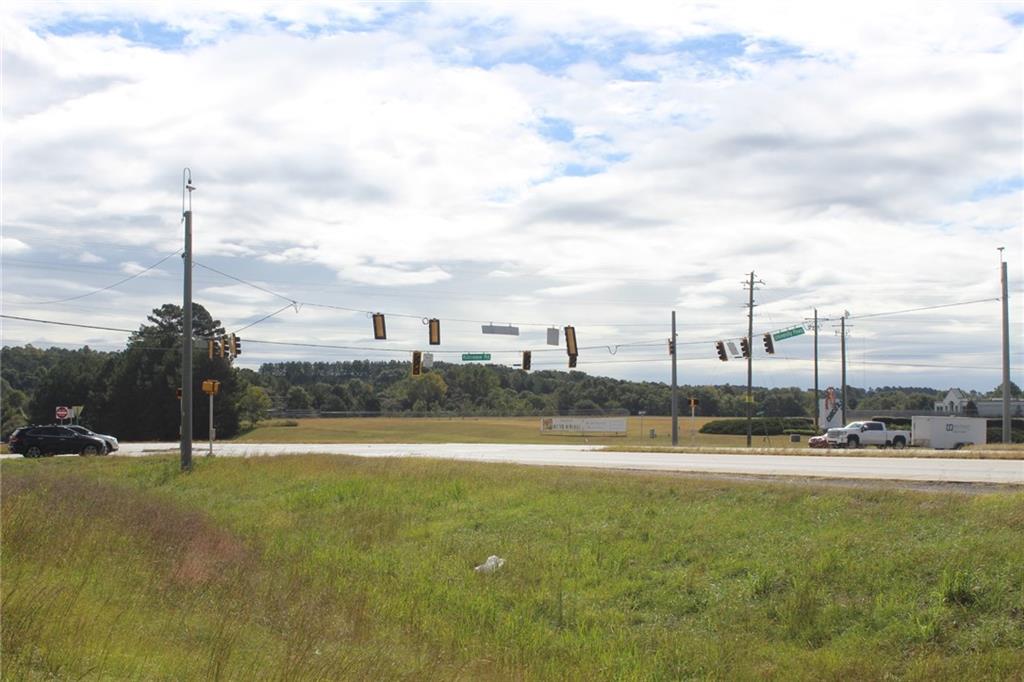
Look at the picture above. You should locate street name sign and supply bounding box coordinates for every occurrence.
[773,326,806,341]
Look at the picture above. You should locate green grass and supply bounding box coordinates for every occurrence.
[3,455,1023,680]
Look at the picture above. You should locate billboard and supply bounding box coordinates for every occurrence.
[540,417,628,435]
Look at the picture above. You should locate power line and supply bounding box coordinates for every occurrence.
[19,250,183,305]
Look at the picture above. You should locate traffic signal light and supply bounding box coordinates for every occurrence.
[219,335,228,358]
[411,351,422,376]
[208,338,219,359]
[716,341,728,362]
[372,313,387,340]
[668,338,675,356]
[568,354,577,368]
[231,334,242,357]
[176,387,183,399]
[564,326,577,356]
[763,332,775,355]
[740,337,750,358]
[428,318,440,345]
[522,351,531,371]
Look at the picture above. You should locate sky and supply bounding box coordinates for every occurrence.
[1,1,1022,393]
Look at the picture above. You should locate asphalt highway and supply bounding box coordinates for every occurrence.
[98,442,1024,485]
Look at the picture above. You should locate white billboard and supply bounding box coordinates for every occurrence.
[541,417,627,435]
[818,387,844,429]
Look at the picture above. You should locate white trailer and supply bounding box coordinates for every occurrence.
[911,416,987,450]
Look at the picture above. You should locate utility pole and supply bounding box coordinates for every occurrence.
[813,308,819,429]
[999,249,1011,444]
[671,310,678,446]
[744,272,764,447]
[839,314,848,426]
[181,169,195,472]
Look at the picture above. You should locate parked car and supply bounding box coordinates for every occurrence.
[65,425,118,453]
[808,435,829,449]
[7,425,108,457]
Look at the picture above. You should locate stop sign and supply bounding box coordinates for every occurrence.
[55,406,70,420]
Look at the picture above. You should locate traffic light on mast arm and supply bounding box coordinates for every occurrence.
[715,341,728,362]
[428,318,440,345]
[668,338,675,356]
[411,351,423,376]
[740,338,750,358]
[564,326,578,356]
[208,338,219,359]
[763,333,775,355]
[372,313,387,340]
[219,335,229,358]
[522,351,531,371]
[231,333,241,357]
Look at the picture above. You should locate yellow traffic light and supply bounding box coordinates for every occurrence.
[372,313,387,340]
[411,351,422,376]
[428,318,440,345]
[564,326,578,356]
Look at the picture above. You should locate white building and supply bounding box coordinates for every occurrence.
[934,388,1024,418]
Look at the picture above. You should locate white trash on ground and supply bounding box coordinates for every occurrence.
[474,555,506,573]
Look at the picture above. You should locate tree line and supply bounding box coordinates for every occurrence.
[3,303,1014,441]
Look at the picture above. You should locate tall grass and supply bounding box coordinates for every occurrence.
[2,455,1022,679]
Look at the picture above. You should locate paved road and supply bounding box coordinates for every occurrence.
[102,442,1024,485]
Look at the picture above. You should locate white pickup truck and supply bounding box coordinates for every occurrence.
[825,421,910,449]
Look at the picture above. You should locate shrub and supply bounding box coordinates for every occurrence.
[700,417,814,436]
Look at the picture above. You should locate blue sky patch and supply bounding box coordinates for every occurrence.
[969,175,1024,201]
[1006,12,1024,26]
[43,19,187,50]
[537,117,575,142]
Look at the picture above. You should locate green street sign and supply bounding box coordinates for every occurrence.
[461,353,492,362]
[773,327,806,342]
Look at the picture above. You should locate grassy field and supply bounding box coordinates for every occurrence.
[235,415,724,446]
[234,416,1024,458]
[3,454,1022,680]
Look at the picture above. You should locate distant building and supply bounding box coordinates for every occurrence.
[934,389,969,414]
[934,388,1024,417]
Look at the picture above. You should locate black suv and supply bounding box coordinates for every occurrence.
[8,425,108,458]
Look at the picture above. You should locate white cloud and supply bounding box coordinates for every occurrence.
[1,237,30,255]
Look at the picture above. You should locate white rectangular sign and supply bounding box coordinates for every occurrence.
[541,417,627,435]
[818,397,844,429]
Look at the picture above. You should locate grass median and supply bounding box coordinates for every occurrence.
[2,454,1022,680]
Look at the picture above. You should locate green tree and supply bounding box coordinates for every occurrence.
[238,386,272,427]
[1,378,29,436]
[102,303,239,440]
[285,386,312,410]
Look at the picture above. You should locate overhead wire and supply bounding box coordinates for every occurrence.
[18,249,183,305]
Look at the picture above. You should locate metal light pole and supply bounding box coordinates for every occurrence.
[744,272,762,447]
[840,315,847,427]
[813,308,819,429]
[1000,250,1011,444]
[671,311,678,446]
[181,169,195,472]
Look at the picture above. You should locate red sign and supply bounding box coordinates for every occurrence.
[55,406,70,420]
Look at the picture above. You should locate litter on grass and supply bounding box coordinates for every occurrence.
[474,555,505,573]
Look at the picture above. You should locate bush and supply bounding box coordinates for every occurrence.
[700,417,814,436]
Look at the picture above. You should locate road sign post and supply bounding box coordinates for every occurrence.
[55,405,70,422]
[201,379,220,457]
